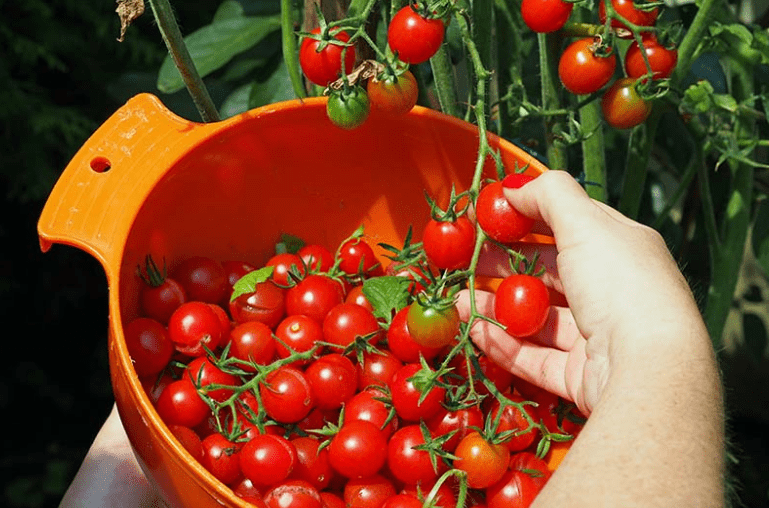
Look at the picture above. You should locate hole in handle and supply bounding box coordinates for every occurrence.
[90,156,112,173]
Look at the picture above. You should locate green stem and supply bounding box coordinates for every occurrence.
[538,33,567,170]
[579,99,607,202]
[650,155,698,231]
[281,0,307,99]
[617,107,662,218]
[147,0,220,122]
[493,0,523,139]
[702,56,755,346]
[672,0,719,82]
[430,45,460,117]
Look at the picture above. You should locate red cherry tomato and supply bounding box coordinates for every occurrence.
[426,406,485,452]
[476,180,535,244]
[601,77,652,129]
[386,306,443,363]
[485,469,540,508]
[267,252,306,286]
[185,356,239,402]
[343,386,399,438]
[167,301,225,356]
[388,5,445,64]
[260,366,315,423]
[356,349,403,390]
[389,363,446,422]
[625,35,678,80]
[305,353,358,410]
[454,432,510,489]
[422,216,476,270]
[338,237,383,277]
[229,280,287,328]
[598,0,659,36]
[286,274,345,323]
[521,0,573,33]
[387,424,446,485]
[367,70,419,116]
[240,434,298,488]
[297,244,335,272]
[322,302,381,348]
[327,420,388,479]
[489,395,539,452]
[171,256,228,304]
[274,314,323,365]
[289,436,334,490]
[263,480,323,508]
[494,274,550,337]
[344,474,397,508]
[299,27,356,86]
[155,377,210,428]
[558,37,617,95]
[124,317,174,377]
[200,432,243,486]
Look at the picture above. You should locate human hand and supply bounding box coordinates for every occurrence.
[457,170,711,415]
[59,404,167,508]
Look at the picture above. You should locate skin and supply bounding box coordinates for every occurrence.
[60,171,724,508]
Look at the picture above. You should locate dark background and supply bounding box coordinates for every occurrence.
[2,1,768,507]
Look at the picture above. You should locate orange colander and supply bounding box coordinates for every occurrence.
[38,94,550,508]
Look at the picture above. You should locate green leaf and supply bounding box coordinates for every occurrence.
[230,266,275,302]
[213,0,245,22]
[275,233,305,255]
[157,14,282,93]
[362,276,412,322]
[248,61,297,109]
[220,82,252,119]
[681,80,715,114]
[709,22,753,44]
[752,200,769,275]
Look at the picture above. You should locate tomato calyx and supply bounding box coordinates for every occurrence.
[410,420,460,471]
[137,254,169,287]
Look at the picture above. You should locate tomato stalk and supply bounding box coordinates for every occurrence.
[538,32,568,170]
[146,0,219,122]
[430,45,460,117]
[579,99,607,202]
[281,0,307,99]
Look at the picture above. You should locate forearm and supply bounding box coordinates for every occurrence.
[534,325,725,507]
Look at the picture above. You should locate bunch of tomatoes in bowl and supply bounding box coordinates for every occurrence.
[125,177,586,508]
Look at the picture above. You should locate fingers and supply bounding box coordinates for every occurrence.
[455,289,588,404]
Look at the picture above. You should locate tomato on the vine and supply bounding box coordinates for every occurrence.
[138,256,186,325]
[427,406,484,452]
[485,469,540,508]
[521,0,573,33]
[494,274,550,337]
[454,432,510,489]
[387,5,445,64]
[266,252,305,287]
[167,301,226,356]
[200,433,243,486]
[305,353,357,410]
[367,70,419,116]
[558,37,617,95]
[289,436,333,490]
[476,180,534,244]
[326,86,370,130]
[260,366,315,423]
[598,0,659,35]
[297,244,334,272]
[624,35,678,80]
[299,27,356,86]
[387,306,443,363]
[229,280,287,329]
[285,274,345,324]
[338,237,382,277]
[601,77,652,129]
[405,299,460,349]
[228,320,276,370]
[422,216,476,270]
[156,377,211,428]
[389,362,446,421]
[387,424,446,485]
[322,302,381,348]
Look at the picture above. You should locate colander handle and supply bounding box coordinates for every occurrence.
[37,94,227,270]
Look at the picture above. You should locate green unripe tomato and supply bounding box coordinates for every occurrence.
[326,86,370,130]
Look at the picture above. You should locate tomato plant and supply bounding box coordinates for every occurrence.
[387,5,445,64]
[601,77,652,129]
[299,27,356,86]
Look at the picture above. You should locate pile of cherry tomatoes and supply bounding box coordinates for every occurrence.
[297,0,678,131]
[126,176,586,508]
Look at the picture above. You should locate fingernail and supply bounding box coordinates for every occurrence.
[502,173,535,189]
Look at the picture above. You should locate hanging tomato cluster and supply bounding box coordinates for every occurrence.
[526,0,679,130]
[297,3,447,129]
[126,176,586,508]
